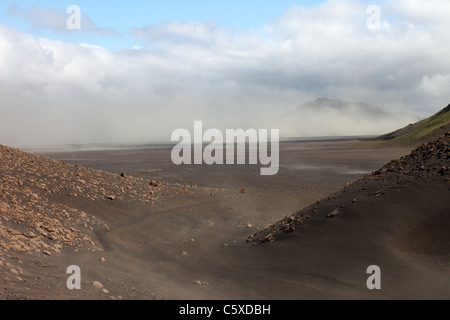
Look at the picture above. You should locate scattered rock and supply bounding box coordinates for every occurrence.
[327,209,339,219]
[150,180,158,187]
[263,233,275,243]
[282,224,296,233]
[24,231,38,238]
[93,281,103,289]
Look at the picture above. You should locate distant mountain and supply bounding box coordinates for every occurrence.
[272,98,420,138]
[375,103,450,146]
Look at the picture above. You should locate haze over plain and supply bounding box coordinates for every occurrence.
[1,0,450,146]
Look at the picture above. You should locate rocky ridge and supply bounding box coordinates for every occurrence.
[247,132,450,244]
[0,144,212,298]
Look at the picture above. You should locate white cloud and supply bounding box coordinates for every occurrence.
[1,0,450,147]
[132,21,224,45]
[390,0,450,24]
[419,74,450,97]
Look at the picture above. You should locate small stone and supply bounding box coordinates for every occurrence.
[25,231,38,238]
[150,180,158,187]
[264,234,274,243]
[100,257,106,262]
[43,250,52,256]
[285,225,295,233]
[327,209,339,218]
[93,281,103,289]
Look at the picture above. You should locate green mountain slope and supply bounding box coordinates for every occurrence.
[376,104,450,146]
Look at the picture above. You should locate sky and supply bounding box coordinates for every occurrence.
[2,0,320,50]
[1,0,450,146]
